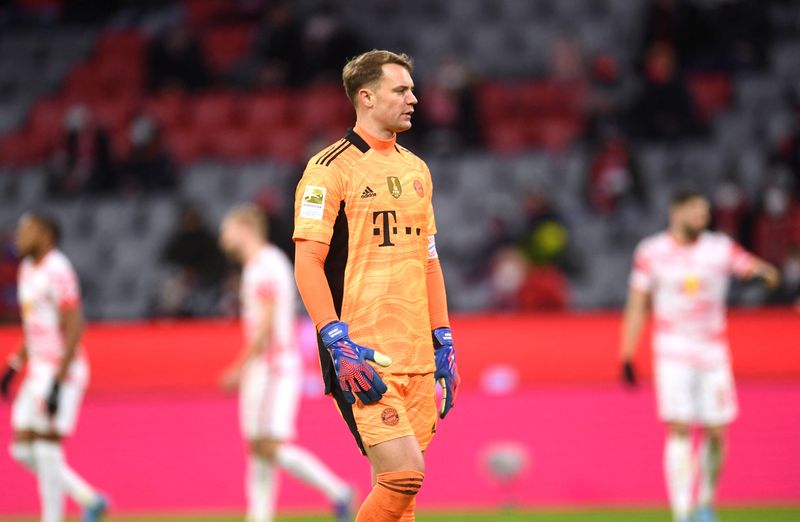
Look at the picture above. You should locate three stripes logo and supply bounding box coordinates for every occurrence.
[361,186,377,198]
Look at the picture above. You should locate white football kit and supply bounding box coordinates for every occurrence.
[630,231,755,425]
[12,249,88,436]
[239,245,302,441]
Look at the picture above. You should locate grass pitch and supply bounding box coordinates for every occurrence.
[2,506,800,522]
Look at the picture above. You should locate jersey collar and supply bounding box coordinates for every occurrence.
[352,125,397,155]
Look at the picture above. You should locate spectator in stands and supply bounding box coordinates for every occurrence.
[752,181,800,267]
[586,126,646,215]
[585,53,635,141]
[47,105,117,197]
[147,24,211,92]
[630,44,699,141]
[0,229,18,323]
[420,56,482,151]
[247,0,305,88]
[301,3,363,84]
[156,205,226,317]
[120,114,177,193]
[711,177,750,244]
[778,246,800,306]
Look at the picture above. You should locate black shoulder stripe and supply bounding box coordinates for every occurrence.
[324,142,352,166]
[316,140,347,165]
[345,128,370,153]
[394,144,401,153]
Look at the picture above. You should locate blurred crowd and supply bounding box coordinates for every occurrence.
[0,0,799,318]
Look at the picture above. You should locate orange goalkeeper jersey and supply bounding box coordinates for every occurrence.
[293,127,436,379]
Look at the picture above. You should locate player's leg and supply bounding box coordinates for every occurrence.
[656,359,696,522]
[264,362,353,510]
[357,435,425,522]
[695,365,737,522]
[246,439,279,522]
[240,360,278,522]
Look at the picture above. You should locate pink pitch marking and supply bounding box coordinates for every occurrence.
[1,383,798,515]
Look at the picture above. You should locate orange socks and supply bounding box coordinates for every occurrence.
[355,470,424,522]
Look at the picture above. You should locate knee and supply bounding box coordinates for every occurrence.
[704,427,725,445]
[376,469,425,497]
[668,423,691,438]
[251,439,281,463]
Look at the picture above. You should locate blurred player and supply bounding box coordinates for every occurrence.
[621,191,779,522]
[218,204,354,522]
[0,213,107,522]
[293,50,460,521]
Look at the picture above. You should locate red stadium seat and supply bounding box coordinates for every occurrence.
[95,31,146,62]
[184,0,230,29]
[203,24,254,74]
[536,114,584,152]
[189,93,238,132]
[143,93,188,129]
[263,124,309,164]
[688,73,732,124]
[479,83,516,122]
[26,98,68,147]
[242,91,292,131]
[212,126,257,162]
[297,84,352,133]
[166,128,203,165]
[484,118,530,155]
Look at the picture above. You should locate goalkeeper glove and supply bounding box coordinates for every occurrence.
[46,380,61,417]
[0,364,18,400]
[433,327,460,419]
[320,321,392,405]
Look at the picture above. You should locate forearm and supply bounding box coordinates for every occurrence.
[426,257,450,330]
[294,239,338,330]
[621,304,645,361]
[56,312,83,381]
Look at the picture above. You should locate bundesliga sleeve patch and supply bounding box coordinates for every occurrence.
[428,235,438,259]
[300,186,326,220]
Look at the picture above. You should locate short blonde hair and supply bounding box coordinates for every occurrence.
[342,49,414,107]
[225,203,268,240]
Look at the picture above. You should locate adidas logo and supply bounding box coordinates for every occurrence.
[361,186,377,198]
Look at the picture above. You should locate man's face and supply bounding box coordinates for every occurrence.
[15,216,41,259]
[368,63,417,134]
[219,218,243,262]
[672,197,710,238]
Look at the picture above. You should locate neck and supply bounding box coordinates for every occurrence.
[669,226,699,244]
[242,241,265,264]
[354,120,397,145]
[32,245,53,264]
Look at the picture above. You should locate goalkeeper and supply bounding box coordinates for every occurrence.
[293,49,460,522]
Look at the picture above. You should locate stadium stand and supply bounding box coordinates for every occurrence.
[0,0,798,319]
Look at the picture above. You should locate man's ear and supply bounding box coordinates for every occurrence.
[358,87,374,109]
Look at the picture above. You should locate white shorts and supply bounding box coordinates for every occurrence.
[11,360,88,436]
[239,357,302,441]
[655,358,738,426]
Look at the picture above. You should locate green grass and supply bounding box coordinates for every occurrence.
[3,507,800,522]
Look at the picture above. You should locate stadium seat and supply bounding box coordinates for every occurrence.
[688,73,732,124]
[202,24,254,75]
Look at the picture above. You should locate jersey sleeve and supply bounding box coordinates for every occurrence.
[51,263,81,311]
[727,237,757,277]
[629,241,654,293]
[293,163,346,245]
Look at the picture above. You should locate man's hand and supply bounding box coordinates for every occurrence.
[0,365,18,400]
[433,327,460,419]
[46,380,61,417]
[753,261,780,289]
[621,360,638,388]
[320,321,391,405]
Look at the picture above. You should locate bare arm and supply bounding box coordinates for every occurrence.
[621,288,649,362]
[221,295,274,390]
[55,306,84,382]
[744,257,780,289]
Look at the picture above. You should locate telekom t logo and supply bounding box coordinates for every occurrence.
[372,210,422,247]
